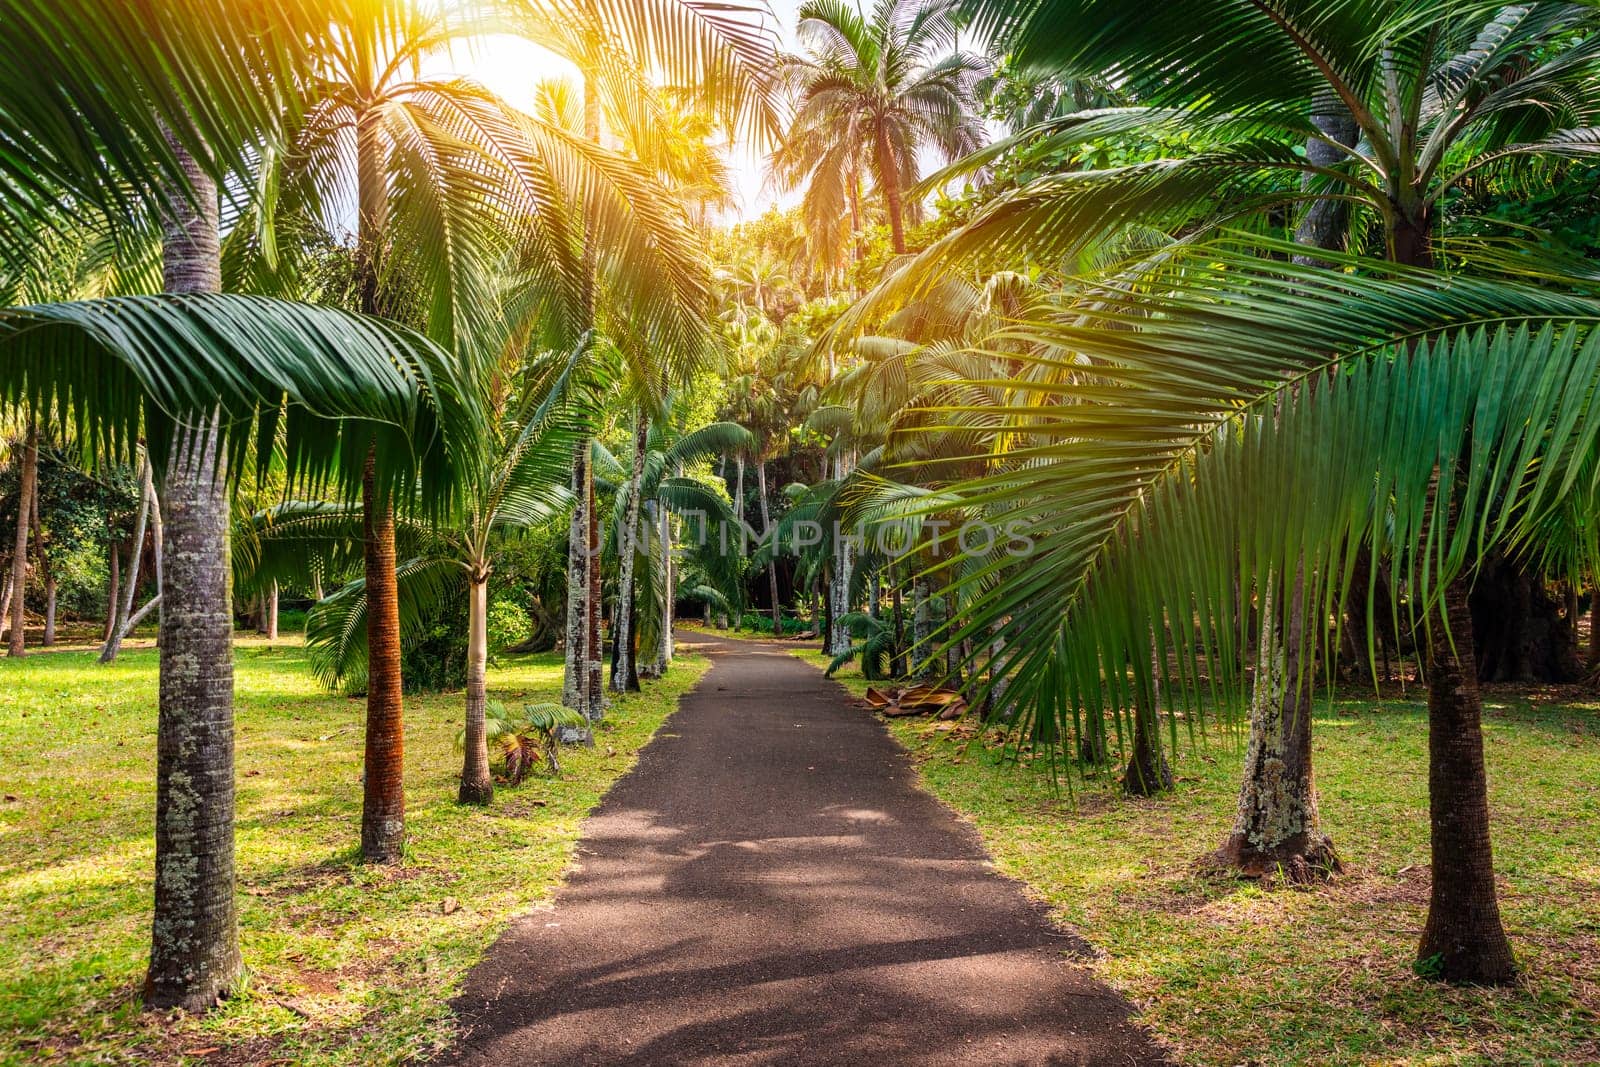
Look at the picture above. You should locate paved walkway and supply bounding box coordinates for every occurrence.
[439,632,1168,1066]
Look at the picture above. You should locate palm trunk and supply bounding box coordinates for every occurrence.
[8,421,37,656]
[563,440,589,714]
[360,456,406,861]
[828,453,854,652]
[145,134,242,1012]
[911,575,934,681]
[891,583,906,678]
[1214,571,1339,879]
[1418,569,1516,982]
[351,102,410,860]
[639,503,675,675]
[459,574,493,804]
[1215,96,1361,874]
[758,459,780,633]
[264,582,278,641]
[1123,639,1174,796]
[1393,225,1515,983]
[104,540,120,642]
[611,415,647,692]
[1589,587,1600,669]
[584,453,604,719]
[875,130,907,255]
[733,454,746,630]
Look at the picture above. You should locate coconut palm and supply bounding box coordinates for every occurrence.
[771,0,988,256]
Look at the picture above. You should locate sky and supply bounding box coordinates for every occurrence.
[431,0,805,222]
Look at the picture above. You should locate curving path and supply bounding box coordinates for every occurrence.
[438,632,1169,1066]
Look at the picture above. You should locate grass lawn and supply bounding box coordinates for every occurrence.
[0,636,708,1066]
[792,647,1600,1066]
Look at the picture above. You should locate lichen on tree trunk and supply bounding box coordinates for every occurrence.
[1213,574,1340,881]
[610,415,647,693]
[146,412,243,1012]
[144,131,243,1013]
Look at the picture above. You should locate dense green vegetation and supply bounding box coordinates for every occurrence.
[4,0,1600,1061]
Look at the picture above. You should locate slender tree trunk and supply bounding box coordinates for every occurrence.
[891,583,906,678]
[104,540,120,642]
[42,570,56,647]
[1393,222,1515,983]
[145,134,242,1011]
[828,454,853,652]
[1123,639,1174,796]
[104,459,154,663]
[912,575,935,681]
[353,102,409,860]
[584,452,604,719]
[563,440,589,714]
[874,131,907,255]
[733,454,746,630]
[459,574,493,804]
[1214,95,1360,872]
[651,503,675,671]
[611,416,647,692]
[8,421,37,656]
[360,457,406,862]
[264,583,278,641]
[759,458,780,633]
[1589,587,1600,669]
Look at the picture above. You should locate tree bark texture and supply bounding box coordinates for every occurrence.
[144,132,243,1013]
[1419,571,1517,983]
[1214,574,1339,880]
[146,413,242,1011]
[459,576,494,804]
[611,415,647,692]
[8,422,36,656]
[360,455,406,863]
[563,441,588,714]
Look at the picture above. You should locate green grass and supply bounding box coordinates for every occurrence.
[0,636,708,1065]
[792,648,1600,1066]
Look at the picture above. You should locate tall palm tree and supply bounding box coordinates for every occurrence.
[241,353,590,805]
[902,236,1600,985]
[242,0,724,856]
[861,0,1600,981]
[1,0,482,1011]
[596,418,752,686]
[771,0,987,256]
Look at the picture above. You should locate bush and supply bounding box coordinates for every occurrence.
[487,595,531,654]
[739,612,811,636]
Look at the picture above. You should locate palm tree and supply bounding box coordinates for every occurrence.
[863,0,1600,980]
[241,353,590,805]
[243,0,731,856]
[900,235,1600,984]
[596,418,752,685]
[771,0,987,256]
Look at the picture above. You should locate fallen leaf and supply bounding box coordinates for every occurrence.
[441,898,460,915]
